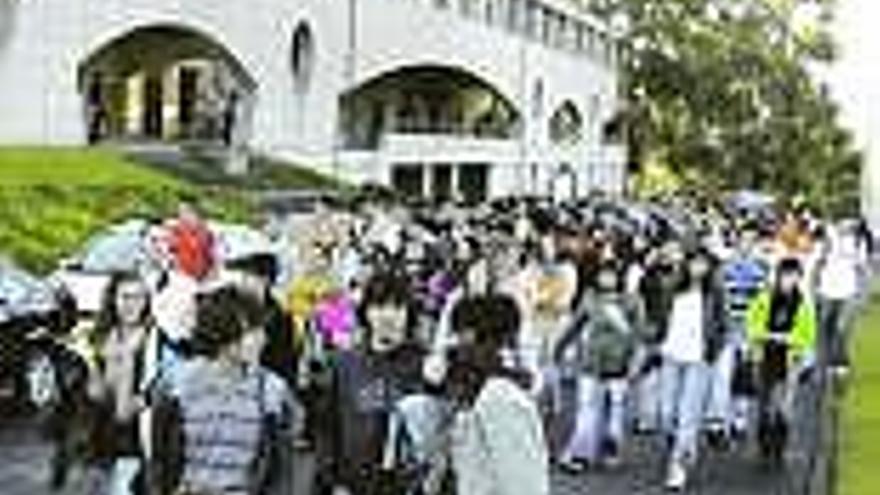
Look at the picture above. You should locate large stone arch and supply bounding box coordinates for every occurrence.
[350,58,521,117]
[76,21,259,144]
[338,63,523,149]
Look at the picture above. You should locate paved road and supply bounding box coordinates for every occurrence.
[0,376,831,495]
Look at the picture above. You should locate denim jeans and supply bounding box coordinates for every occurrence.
[634,367,662,431]
[108,457,141,495]
[562,375,628,462]
[660,360,709,465]
[704,342,736,429]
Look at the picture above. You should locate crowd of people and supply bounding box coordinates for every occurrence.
[43,195,875,495]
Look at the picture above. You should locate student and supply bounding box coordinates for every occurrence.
[746,258,817,464]
[709,225,769,441]
[633,240,684,434]
[150,286,298,495]
[320,270,426,495]
[446,293,550,495]
[659,248,727,491]
[815,223,861,373]
[86,272,154,495]
[554,262,645,471]
[226,253,297,389]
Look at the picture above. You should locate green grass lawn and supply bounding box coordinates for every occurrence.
[0,146,254,273]
[839,285,880,495]
[0,147,182,186]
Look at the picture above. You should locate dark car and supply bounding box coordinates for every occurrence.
[0,259,75,411]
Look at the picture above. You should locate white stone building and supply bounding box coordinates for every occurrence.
[0,0,626,201]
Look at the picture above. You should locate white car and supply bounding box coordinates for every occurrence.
[50,219,155,316]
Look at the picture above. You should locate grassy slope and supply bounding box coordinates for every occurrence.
[839,286,880,495]
[0,147,254,273]
[0,147,182,186]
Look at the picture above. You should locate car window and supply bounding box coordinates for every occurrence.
[78,227,148,273]
[0,266,40,306]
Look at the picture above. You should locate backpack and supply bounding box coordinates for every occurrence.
[582,300,635,379]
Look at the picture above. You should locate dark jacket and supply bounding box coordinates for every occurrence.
[324,344,426,491]
[639,263,682,345]
[260,296,297,390]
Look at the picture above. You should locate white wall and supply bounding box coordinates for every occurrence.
[0,0,624,197]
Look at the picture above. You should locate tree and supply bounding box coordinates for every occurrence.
[592,0,862,214]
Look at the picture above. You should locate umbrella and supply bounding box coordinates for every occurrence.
[210,222,276,264]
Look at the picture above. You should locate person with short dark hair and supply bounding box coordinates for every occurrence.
[150,286,298,495]
[317,270,426,495]
[445,292,550,495]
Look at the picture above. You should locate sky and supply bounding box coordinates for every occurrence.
[825,0,880,222]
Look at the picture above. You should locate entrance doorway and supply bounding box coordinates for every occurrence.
[392,165,425,198]
[142,74,164,139]
[459,163,489,204]
[178,67,199,138]
[432,164,453,202]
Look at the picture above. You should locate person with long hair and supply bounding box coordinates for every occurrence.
[88,271,154,495]
[746,258,817,465]
[554,262,645,472]
[658,248,727,491]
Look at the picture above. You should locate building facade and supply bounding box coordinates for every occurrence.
[0,0,626,201]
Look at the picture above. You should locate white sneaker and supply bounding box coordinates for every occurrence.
[665,461,687,491]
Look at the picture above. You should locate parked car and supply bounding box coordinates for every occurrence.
[0,259,75,410]
[49,219,155,316]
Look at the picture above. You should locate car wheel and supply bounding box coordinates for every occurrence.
[25,351,59,410]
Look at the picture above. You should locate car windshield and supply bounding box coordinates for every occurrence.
[77,222,149,273]
[0,264,42,307]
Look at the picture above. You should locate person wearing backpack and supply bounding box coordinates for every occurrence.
[554,262,645,472]
[149,286,299,495]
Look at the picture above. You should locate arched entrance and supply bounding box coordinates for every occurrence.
[78,25,256,146]
[339,65,521,201]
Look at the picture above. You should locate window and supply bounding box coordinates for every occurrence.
[549,101,583,144]
[505,0,520,32]
[575,22,585,52]
[485,0,496,24]
[291,22,315,88]
[532,79,544,119]
[541,8,552,44]
[525,1,539,38]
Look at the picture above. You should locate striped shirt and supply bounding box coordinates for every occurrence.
[169,361,288,495]
[722,255,768,330]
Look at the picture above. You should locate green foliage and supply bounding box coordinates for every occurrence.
[0,148,255,273]
[591,0,861,214]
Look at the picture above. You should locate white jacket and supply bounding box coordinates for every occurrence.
[451,378,550,495]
